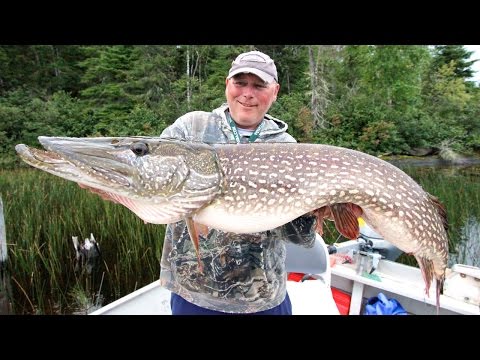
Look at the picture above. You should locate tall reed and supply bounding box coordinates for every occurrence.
[400,165,480,267]
[1,169,164,314]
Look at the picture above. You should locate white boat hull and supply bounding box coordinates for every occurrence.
[90,234,480,315]
[90,278,341,315]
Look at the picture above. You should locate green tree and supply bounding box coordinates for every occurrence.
[79,46,137,135]
[422,47,477,150]
[432,45,477,79]
[324,45,431,154]
[0,45,87,97]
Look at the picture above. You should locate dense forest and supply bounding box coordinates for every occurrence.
[1,45,479,169]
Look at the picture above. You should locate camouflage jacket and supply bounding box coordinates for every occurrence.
[159,103,316,313]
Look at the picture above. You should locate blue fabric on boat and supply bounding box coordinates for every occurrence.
[364,292,408,315]
[171,291,292,315]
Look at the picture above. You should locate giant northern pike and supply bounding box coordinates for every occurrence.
[15,136,449,308]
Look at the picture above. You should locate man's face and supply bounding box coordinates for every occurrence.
[225,73,280,130]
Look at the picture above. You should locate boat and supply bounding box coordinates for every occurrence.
[90,221,480,315]
[328,242,480,315]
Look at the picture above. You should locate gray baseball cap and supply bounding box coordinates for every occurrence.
[227,50,278,83]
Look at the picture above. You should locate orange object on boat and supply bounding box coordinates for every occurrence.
[331,288,351,315]
[287,272,314,282]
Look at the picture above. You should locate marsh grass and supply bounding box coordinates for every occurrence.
[448,216,480,267]
[402,165,480,267]
[1,169,164,314]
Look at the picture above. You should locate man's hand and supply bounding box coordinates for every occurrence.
[284,213,317,246]
[270,213,317,247]
[78,183,119,204]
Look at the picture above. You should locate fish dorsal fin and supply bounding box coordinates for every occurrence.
[427,193,449,232]
[330,203,363,240]
[313,203,363,239]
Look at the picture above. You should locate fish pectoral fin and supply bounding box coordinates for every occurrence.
[330,203,363,240]
[185,217,204,274]
[194,222,209,237]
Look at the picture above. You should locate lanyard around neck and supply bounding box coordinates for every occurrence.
[226,112,264,143]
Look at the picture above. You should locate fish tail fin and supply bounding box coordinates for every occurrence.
[416,255,445,313]
[435,277,444,315]
[416,255,433,297]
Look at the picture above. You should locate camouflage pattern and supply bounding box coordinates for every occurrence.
[159,104,316,313]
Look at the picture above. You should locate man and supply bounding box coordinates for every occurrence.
[160,50,317,315]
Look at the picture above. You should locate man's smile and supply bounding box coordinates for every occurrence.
[238,101,256,107]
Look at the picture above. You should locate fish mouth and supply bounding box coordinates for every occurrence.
[15,143,69,165]
[16,137,135,189]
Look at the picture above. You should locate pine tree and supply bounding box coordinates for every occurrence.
[432,45,477,79]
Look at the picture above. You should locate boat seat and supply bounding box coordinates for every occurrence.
[285,233,329,282]
[443,264,480,306]
[451,264,480,280]
[285,234,340,314]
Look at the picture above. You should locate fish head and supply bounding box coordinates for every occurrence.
[15,137,223,222]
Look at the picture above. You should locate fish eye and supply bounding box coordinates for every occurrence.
[130,142,149,156]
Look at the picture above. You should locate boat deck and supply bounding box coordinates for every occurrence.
[331,259,480,315]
